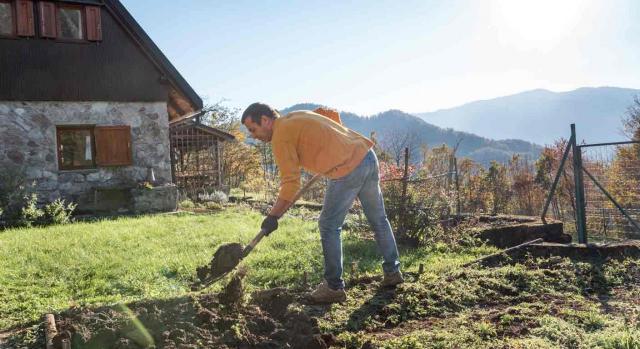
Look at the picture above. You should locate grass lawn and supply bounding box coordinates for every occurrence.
[0,206,485,331]
[2,206,639,348]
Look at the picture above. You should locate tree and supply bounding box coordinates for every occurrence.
[380,127,420,166]
[484,161,510,215]
[623,95,640,141]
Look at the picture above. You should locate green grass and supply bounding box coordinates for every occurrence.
[5,207,638,348]
[0,207,487,330]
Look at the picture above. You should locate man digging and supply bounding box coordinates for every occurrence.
[241,102,403,304]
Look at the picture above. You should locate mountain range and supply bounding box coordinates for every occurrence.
[415,87,639,146]
[280,87,638,165]
[280,104,541,165]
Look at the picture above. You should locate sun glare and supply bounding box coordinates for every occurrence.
[492,0,588,48]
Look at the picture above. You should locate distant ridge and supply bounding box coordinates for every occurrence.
[414,87,640,145]
[280,104,542,165]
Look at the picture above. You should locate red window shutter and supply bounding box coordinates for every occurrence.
[95,126,133,166]
[38,1,56,38]
[85,5,102,41]
[16,0,35,37]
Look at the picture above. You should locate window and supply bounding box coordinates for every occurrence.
[0,1,15,36]
[56,125,132,171]
[38,2,101,41]
[57,126,96,170]
[57,4,82,40]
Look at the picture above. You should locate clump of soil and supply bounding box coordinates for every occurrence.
[202,242,245,280]
[219,267,247,307]
[48,276,337,349]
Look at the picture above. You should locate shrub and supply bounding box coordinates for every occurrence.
[19,193,44,228]
[179,199,195,209]
[198,190,229,204]
[204,202,224,211]
[43,198,77,225]
[0,166,32,226]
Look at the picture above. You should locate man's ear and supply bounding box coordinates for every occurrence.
[260,115,272,127]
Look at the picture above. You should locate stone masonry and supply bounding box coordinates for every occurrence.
[0,101,176,213]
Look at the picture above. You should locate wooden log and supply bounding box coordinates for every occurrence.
[462,238,544,267]
[44,313,57,349]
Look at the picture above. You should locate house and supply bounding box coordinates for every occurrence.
[0,0,232,213]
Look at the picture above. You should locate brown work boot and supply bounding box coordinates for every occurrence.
[307,280,347,304]
[381,271,404,287]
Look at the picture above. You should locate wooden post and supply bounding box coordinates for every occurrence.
[302,271,308,288]
[418,263,424,274]
[45,313,57,349]
[454,156,461,217]
[400,147,409,233]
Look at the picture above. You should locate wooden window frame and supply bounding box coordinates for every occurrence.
[56,125,97,171]
[55,2,85,42]
[0,0,17,38]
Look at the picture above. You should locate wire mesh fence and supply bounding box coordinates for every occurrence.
[581,142,640,241]
[541,124,640,243]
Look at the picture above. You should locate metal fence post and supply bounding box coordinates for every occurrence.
[571,124,588,244]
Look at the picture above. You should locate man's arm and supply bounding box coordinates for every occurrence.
[268,197,293,218]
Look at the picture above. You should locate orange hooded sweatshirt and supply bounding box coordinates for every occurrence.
[271,110,373,201]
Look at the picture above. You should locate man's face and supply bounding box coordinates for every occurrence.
[243,116,273,142]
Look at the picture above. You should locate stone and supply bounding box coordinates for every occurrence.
[27,168,43,179]
[59,173,85,183]
[132,185,177,213]
[7,149,24,164]
[87,170,113,182]
[42,171,58,181]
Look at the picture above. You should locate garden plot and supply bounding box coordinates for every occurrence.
[7,254,640,349]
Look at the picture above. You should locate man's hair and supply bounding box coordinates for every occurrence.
[241,102,279,124]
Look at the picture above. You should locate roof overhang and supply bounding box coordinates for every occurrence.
[103,0,203,118]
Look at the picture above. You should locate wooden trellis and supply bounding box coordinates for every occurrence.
[169,113,234,199]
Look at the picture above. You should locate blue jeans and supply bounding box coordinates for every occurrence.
[319,149,401,290]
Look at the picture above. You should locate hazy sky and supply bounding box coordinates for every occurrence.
[121,0,640,115]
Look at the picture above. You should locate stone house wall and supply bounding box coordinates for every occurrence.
[0,101,176,213]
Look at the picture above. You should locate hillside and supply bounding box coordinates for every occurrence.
[415,87,640,146]
[281,104,542,165]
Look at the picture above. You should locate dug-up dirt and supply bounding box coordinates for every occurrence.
[46,272,340,349]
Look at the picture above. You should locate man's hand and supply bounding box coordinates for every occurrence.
[261,215,279,235]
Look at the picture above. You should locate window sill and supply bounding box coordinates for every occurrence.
[57,168,99,174]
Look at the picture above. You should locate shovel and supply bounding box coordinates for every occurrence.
[191,174,323,291]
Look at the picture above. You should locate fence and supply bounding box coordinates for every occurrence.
[380,147,460,235]
[541,124,640,243]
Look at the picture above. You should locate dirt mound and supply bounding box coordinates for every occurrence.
[48,280,338,349]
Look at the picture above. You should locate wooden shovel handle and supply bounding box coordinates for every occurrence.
[243,174,323,258]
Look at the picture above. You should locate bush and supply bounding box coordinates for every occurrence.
[204,202,224,211]
[19,193,44,228]
[43,198,77,225]
[198,190,228,204]
[0,166,32,226]
[179,199,195,209]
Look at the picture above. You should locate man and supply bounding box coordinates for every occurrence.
[241,102,402,304]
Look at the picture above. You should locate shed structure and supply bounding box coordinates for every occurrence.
[169,111,235,199]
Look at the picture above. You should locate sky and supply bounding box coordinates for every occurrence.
[121,0,640,116]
